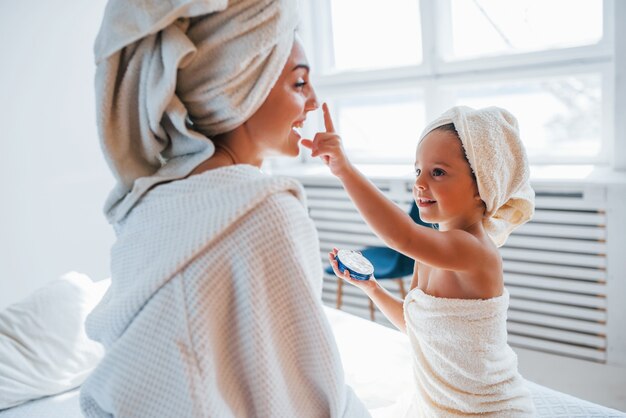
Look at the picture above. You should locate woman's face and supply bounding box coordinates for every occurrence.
[245,38,319,158]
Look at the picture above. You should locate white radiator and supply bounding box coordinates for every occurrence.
[293,173,616,363]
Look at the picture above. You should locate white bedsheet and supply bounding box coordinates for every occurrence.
[326,307,625,418]
[2,307,624,418]
[0,389,82,418]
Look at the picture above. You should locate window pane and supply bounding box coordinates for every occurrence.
[330,0,422,71]
[335,95,425,162]
[446,74,602,162]
[449,0,603,60]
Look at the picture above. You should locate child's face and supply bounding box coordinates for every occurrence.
[413,130,483,229]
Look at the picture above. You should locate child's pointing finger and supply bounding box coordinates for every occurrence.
[322,102,336,133]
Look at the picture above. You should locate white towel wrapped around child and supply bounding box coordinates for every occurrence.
[400,287,535,417]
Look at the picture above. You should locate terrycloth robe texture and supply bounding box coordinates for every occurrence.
[402,288,535,417]
[419,106,535,247]
[80,165,370,417]
[94,0,299,223]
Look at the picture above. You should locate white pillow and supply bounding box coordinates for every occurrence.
[0,272,110,410]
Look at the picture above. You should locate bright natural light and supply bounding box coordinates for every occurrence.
[335,95,426,162]
[329,0,422,71]
[449,0,603,60]
[312,0,608,165]
[447,73,602,161]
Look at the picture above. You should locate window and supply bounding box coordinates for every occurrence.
[448,0,603,60]
[445,73,603,163]
[334,92,425,163]
[329,0,423,71]
[299,0,613,166]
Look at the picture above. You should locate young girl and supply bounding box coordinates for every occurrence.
[302,104,536,416]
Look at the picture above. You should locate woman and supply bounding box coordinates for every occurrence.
[80,1,370,417]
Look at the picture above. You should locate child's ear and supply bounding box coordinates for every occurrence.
[474,195,486,215]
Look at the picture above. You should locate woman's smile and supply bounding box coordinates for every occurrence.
[290,119,306,141]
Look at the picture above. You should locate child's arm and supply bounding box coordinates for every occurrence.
[301,104,415,251]
[328,249,408,332]
[302,104,488,272]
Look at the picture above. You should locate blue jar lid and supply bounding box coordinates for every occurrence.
[336,249,374,281]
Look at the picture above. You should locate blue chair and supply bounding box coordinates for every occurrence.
[326,201,432,320]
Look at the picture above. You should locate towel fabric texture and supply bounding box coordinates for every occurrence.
[79,166,370,417]
[419,106,535,247]
[95,0,299,223]
[402,288,535,417]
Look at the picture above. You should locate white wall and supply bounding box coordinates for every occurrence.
[0,1,114,309]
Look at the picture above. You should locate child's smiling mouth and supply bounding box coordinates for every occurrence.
[417,197,436,208]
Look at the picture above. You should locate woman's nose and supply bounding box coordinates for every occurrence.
[305,85,319,112]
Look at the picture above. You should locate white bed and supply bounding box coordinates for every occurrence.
[327,307,626,418]
[1,307,624,417]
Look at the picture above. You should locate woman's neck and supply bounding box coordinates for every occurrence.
[214,125,264,168]
[187,125,263,177]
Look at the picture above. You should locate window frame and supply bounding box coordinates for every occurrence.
[295,0,619,168]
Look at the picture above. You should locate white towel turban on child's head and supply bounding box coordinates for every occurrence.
[419,106,535,247]
[94,0,299,223]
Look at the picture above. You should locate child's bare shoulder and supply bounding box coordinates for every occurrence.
[447,228,499,261]
[465,236,503,297]
[448,230,502,296]
[469,232,501,271]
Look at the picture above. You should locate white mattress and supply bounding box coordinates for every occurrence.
[326,307,625,417]
[2,308,624,417]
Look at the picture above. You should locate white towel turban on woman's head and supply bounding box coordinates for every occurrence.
[94,0,300,223]
[419,106,535,247]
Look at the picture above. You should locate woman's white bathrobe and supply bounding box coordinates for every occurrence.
[80,165,370,418]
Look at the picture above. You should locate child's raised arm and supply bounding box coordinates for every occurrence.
[302,104,487,272]
[301,103,414,249]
